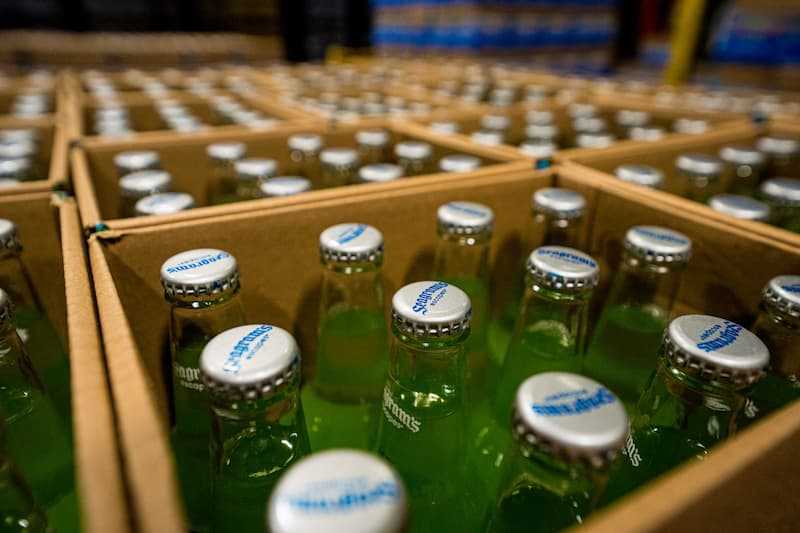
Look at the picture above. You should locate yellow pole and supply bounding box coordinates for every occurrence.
[665,0,707,85]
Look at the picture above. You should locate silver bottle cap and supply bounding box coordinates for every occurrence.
[0,140,35,159]
[235,158,278,181]
[757,136,800,157]
[525,123,559,141]
[119,170,172,198]
[481,114,510,131]
[261,176,311,197]
[201,325,300,399]
[526,246,599,291]
[471,130,503,146]
[135,192,195,216]
[629,125,665,142]
[615,109,650,128]
[719,145,765,166]
[519,140,556,159]
[575,132,615,149]
[0,129,39,145]
[320,148,359,167]
[268,449,407,533]
[206,142,246,161]
[709,194,770,221]
[358,164,403,183]
[356,129,390,147]
[0,158,30,178]
[114,150,160,173]
[760,178,800,205]
[532,188,586,219]
[572,116,607,134]
[438,154,481,173]
[675,153,723,176]
[437,201,494,235]
[614,164,664,188]
[513,372,628,469]
[288,133,323,153]
[624,226,692,264]
[0,219,20,251]
[320,223,383,264]
[525,109,554,125]
[664,315,768,387]
[392,281,471,338]
[394,141,432,160]
[0,178,20,188]
[567,102,597,119]
[429,121,459,135]
[762,275,800,319]
[673,118,709,135]
[160,248,239,302]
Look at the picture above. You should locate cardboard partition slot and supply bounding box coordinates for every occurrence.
[91,166,800,532]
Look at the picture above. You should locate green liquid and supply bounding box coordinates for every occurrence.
[485,481,590,533]
[0,459,48,533]
[583,305,666,408]
[740,374,800,429]
[465,405,511,517]
[302,308,388,451]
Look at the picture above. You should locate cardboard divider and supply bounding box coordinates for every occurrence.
[0,193,130,533]
[89,165,800,532]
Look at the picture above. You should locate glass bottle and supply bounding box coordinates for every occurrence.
[357,163,404,185]
[268,449,407,533]
[525,109,554,126]
[674,153,724,203]
[481,114,511,137]
[519,140,556,169]
[614,164,664,189]
[0,141,38,181]
[206,141,247,205]
[201,324,310,533]
[375,281,473,532]
[233,158,277,200]
[708,194,771,222]
[484,372,628,533]
[584,226,691,408]
[118,169,172,218]
[629,125,665,142]
[719,145,766,196]
[525,123,559,147]
[614,108,650,138]
[320,148,360,189]
[575,132,615,150]
[260,176,312,198]
[0,159,31,182]
[0,418,48,533]
[287,133,323,185]
[135,192,195,217]
[394,141,433,176]
[673,117,708,135]
[356,129,391,166]
[757,136,799,179]
[741,275,800,427]
[759,178,800,233]
[428,121,459,135]
[602,315,769,504]
[572,116,607,136]
[302,224,389,451]
[471,130,504,147]
[438,154,481,173]
[160,248,247,532]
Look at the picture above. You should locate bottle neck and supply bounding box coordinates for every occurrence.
[0,321,44,394]
[432,231,490,284]
[0,253,40,315]
[519,278,592,343]
[531,211,584,250]
[601,251,684,322]
[752,306,800,378]
[169,290,247,359]
[320,261,384,314]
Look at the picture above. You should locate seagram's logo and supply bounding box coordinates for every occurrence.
[530,387,616,417]
[696,321,742,353]
[411,282,448,315]
[382,385,421,433]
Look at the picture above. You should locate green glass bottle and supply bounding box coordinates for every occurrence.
[0,219,72,424]
[375,281,472,532]
[135,192,195,217]
[0,419,48,533]
[757,135,799,179]
[201,324,310,533]
[759,178,800,233]
[233,158,277,201]
[484,372,628,533]
[614,164,664,190]
[741,275,800,428]
[488,188,587,368]
[268,449,407,533]
[302,223,389,451]
[584,225,691,408]
[287,133,323,187]
[118,169,172,218]
[320,148,360,189]
[206,142,247,205]
[356,129,391,166]
[160,248,247,532]
[394,141,432,177]
[438,154,481,174]
[437,204,496,405]
[674,153,724,203]
[602,315,769,504]
[719,145,766,196]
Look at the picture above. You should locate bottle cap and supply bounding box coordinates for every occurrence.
[261,176,311,197]
[0,129,39,144]
[320,148,359,167]
[437,201,493,235]
[762,275,800,319]
[624,226,692,264]
[235,158,278,181]
[575,132,615,149]
[288,133,324,153]
[394,141,432,160]
[119,170,172,198]
[160,248,239,302]
[320,223,383,264]
[0,158,31,178]
[664,315,768,387]
[357,164,403,183]
[392,281,471,338]
[756,136,800,157]
[675,153,723,176]
[438,154,481,173]
[673,118,709,135]
[708,194,770,221]
[470,130,503,146]
[629,125,665,142]
[481,114,510,131]
[567,102,597,119]
[0,219,21,252]
[206,142,246,161]
[525,109,554,125]
[719,145,765,166]
[525,123,559,141]
[0,288,12,325]
[572,116,607,134]
[614,164,664,188]
[0,178,19,188]
[519,140,556,160]
[135,192,195,216]
[200,325,300,399]
[615,109,650,128]
[526,246,599,291]
[114,150,160,173]
[356,129,390,147]
[513,372,628,469]
[760,178,800,205]
[429,121,459,134]
[0,140,35,159]
[268,449,407,533]
[532,188,586,219]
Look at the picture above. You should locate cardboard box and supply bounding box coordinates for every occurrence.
[0,193,130,533]
[561,121,800,249]
[88,163,800,532]
[70,120,530,231]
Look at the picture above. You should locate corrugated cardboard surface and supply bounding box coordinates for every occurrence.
[0,193,130,533]
[91,165,800,531]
